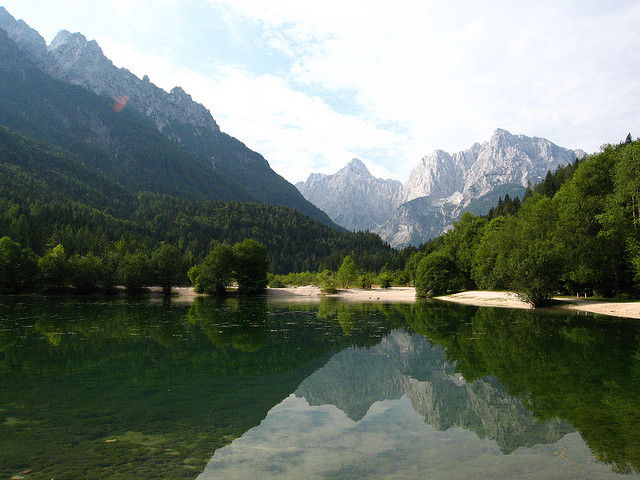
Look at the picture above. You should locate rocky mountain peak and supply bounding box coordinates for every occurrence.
[493,127,512,138]
[342,158,371,177]
[296,158,403,232]
[47,29,113,78]
[50,29,87,51]
[0,7,47,65]
[403,150,463,203]
[298,129,586,247]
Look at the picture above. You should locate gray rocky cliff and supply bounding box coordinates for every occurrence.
[402,128,584,208]
[0,7,219,133]
[0,7,47,66]
[374,197,457,249]
[296,158,403,232]
[459,128,585,200]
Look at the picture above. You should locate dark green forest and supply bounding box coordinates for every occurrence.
[0,27,334,226]
[409,137,640,305]
[0,125,408,292]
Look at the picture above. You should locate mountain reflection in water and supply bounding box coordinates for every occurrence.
[198,331,601,479]
[1,297,639,479]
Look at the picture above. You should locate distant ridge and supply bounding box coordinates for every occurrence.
[296,158,403,232]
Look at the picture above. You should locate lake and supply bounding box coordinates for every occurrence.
[1,295,639,479]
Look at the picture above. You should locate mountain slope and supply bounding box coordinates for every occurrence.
[0,123,409,273]
[296,158,402,232]
[0,7,335,226]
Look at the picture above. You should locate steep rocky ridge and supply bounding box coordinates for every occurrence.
[0,8,218,133]
[374,196,458,249]
[297,129,586,246]
[45,29,220,133]
[296,158,403,232]
[0,7,336,226]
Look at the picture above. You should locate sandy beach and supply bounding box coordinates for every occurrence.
[165,285,640,320]
[436,290,640,320]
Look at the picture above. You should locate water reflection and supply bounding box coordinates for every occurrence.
[296,331,574,453]
[200,331,586,479]
[0,297,639,479]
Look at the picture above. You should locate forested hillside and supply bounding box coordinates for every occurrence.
[408,137,640,306]
[0,126,406,278]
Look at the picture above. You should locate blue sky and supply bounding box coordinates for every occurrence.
[3,0,640,183]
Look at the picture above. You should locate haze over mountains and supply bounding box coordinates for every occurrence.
[297,129,586,247]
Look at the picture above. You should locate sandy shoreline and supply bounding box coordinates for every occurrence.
[163,286,640,319]
[434,290,640,319]
[266,285,417,303]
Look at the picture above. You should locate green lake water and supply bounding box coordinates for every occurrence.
[1,295,639,479]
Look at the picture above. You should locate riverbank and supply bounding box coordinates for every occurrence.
[164,286,640,319]
[157,285,415,303]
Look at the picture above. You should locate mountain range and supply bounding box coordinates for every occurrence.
[297,130,586,247]
[0,7,335,227]
[0,6,587,255]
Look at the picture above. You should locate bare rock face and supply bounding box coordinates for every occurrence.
[374,197,457,249]
[0,7,47,66]
[298,129,586,247]
[46,30,219,132]
[459,128,585,200]
[0,7,219,133]
[403,128,584,208]
[296,158,403,232]
[402,150,464,202]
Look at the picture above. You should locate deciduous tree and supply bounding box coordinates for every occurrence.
[337,255,357,288]
[233,239,269,294]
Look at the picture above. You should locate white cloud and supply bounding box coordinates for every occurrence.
[206,0,640,173]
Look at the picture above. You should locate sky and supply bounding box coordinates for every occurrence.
[2,1,640,183]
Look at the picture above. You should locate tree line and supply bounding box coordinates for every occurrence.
[408,136,640,306]
[0,236,269,296]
